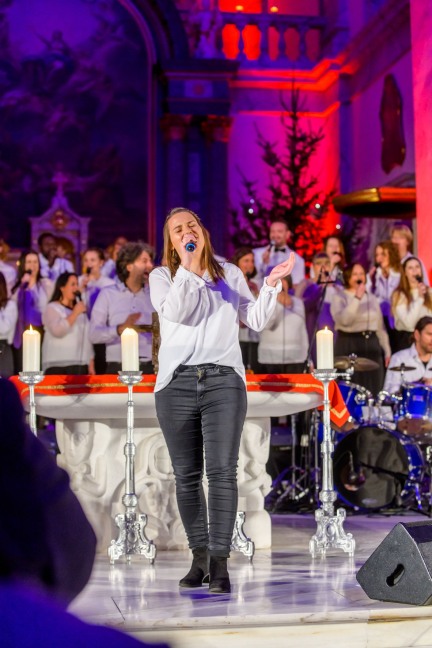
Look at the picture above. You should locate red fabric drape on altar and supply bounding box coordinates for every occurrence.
[10,374,349,427]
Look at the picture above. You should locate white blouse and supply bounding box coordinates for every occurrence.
[42,302,93,370]
[393,288,432,332]
[149,263,282,391]
[330,289,391,357]
[78,274,115,315]
[366,267,401,322]
[258,296,308,364]
[0,300,18,343]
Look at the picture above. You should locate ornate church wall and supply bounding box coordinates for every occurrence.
[350,51,414,192]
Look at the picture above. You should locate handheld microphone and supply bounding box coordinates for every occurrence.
[86,267,91,275]
[415,274,423,283]
[374,262,380,269]
[356,279,363,285]
[22,270,31,288]
[74,290,82,302]
[185,241,196,252]
[268,239,275,250]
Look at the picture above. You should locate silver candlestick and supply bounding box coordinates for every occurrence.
[109,371,157,565]
[18,371,44,436]
[310,368,355,557]
[231,511,255,562]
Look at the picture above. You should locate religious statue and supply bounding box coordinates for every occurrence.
[380,74,406,174]
[190,0,222,59]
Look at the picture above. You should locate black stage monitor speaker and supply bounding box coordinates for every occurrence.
[357,521,432,605]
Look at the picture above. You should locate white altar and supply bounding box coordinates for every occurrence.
[15,375,348,553]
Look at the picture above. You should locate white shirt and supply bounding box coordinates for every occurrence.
[149,263,282,391]
[366,267,401,325]
[101,258,116,279]
[89,280,153,363]
[0,261,17,296]
[0,300,18,344]
[393,288,432,332]
[330,289,391,357]
[384,344,432,393]
[258,295,308,364]
[42,302,93,370]
[39,255,75,281]
[253,245,305,286]
[78,274,115,316]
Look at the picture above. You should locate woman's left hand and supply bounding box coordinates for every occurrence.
[266,252,295,287]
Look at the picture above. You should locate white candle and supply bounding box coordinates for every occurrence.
[316,327,334,370]
[23,326,41,372]
[121,327,139,371]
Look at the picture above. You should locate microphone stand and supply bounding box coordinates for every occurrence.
[302,268,336,373]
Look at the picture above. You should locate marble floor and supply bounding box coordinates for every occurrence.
[69,511,432,648]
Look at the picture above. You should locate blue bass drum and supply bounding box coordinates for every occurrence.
[334,425,424,510]
[395,383,432,436]
[338,381,372,425]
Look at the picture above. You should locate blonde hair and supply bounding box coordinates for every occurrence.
[390,224,414,252]
[163,207,225,282]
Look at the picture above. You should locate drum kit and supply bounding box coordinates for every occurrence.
[334,355,432,514]
[267,354,432,515]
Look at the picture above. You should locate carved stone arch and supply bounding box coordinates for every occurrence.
[126,0,189,61]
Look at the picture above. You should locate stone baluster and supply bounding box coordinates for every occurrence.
[259,17,270,63]
[237,18,247,61]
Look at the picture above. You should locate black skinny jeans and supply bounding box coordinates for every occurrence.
[155,364,247,556]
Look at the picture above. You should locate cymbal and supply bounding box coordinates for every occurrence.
[334,356,380,371]
[389,365,416,372]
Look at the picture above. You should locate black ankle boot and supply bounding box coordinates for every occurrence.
[209,555,231,594]
[179,547,209,588]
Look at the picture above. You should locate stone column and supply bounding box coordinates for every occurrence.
[410,2,432,280]
[201,116,232,256]
[160,114,190,213]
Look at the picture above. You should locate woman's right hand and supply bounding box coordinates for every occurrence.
[79,274,90,290]
[418,282,427,297]
[73,301,87,316]
[354,282,366,299]
[180,238,201,272]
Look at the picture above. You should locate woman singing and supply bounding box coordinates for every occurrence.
[42,272,94,375]
[149,207,294,594]
[11,250,53,373]
[331,263,391,395]
[0,272,18,377]
[391,256,432,351]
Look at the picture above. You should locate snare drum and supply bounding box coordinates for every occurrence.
[338,381,372,425]
[395,383,432,436]
[334,425,424,510]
